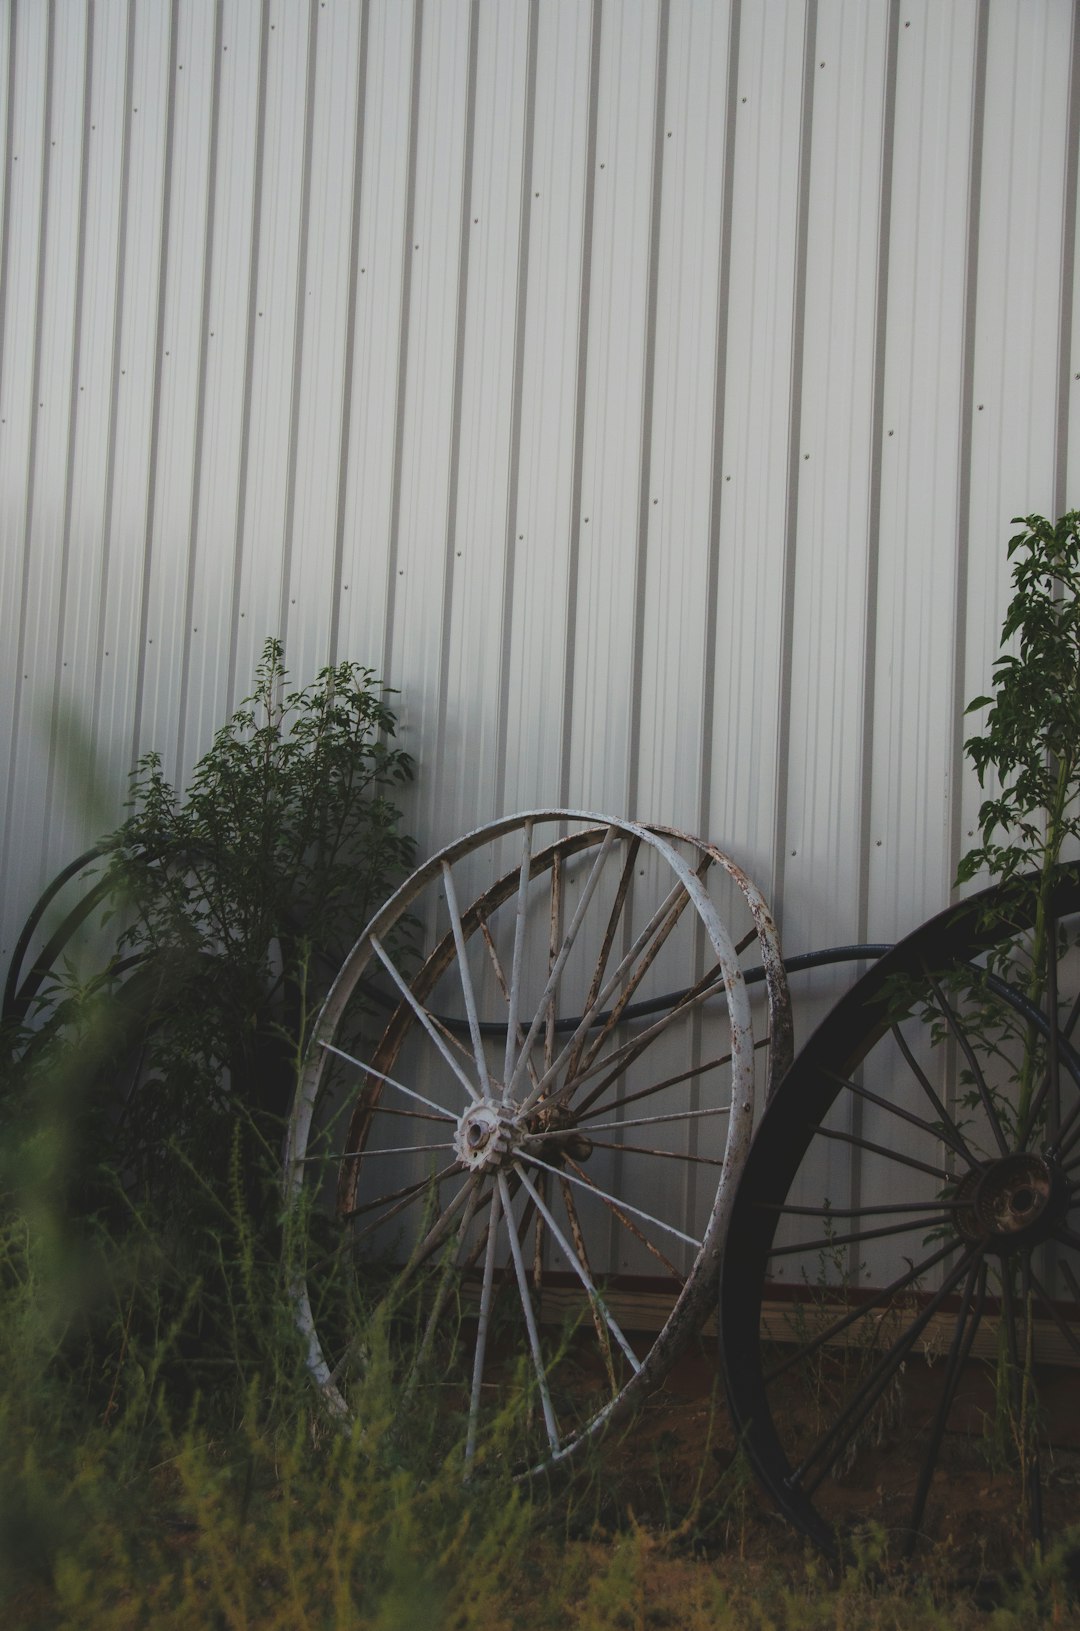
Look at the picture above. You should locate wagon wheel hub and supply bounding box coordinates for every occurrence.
[454,1103,519,1171]
[524,1100,595,1165]
[957,1152,1066,1250]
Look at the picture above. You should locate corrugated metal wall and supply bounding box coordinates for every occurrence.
[2,0,1079,1026]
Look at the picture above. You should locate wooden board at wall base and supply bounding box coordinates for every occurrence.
[525,1283,1080,1370]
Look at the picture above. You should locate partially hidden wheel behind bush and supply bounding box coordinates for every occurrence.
[720,866,1080,1567]
[284,811,790,1473]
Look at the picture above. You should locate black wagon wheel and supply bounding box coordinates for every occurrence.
[720,865,1080,1568]
[284,811,790,1474]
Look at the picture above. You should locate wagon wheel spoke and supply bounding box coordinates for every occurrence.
[765,1213,957,1259]
[830,1062,981,1170]
[561,837,641,1082]
[571,908,721,1106]
[571,848,690,1079]
[583,1137,725,1168]
[761,1238,960,1385]
[513,1163,642,1375]
[406,1179,485,1398]
[293,1137,456,1166]
[466,1181,506,1466]
[320,1044,458,1122]
[1060,1255,1080,1308]
[344,1160,463,1230]
[793,1245,981,1498]
[477,914,542,1096]
[582,1104,732,1135]
[924,968,1011,1157]
[522,1154,701,1252]
[335,1101,451,1126]
[501,821,536,1092]
[546,851,563,1074]
[347,1162,467,1249]
[760,1199,968,1220]
[520,875,718,1119]
[576,858,716,1079]
[889,1021,983,1166]
[315,1176,479,1390]
[456,1180,541,1461]
[1050,1093,1080,1161]
[577,1050,737,1124]
[805,1124,953,1183]
[441,860,495,1099]
[559,1175,619,1396]
[541,881,692,1101]
[508,825,621,1110]
[567,978,732,1122]
[1026,1262,1080,1364]
[561,1154,683,1281]
[497,1172,560,1455]
[532,1170,547,1317]
[370,937,482,1104]
[903,1255,988,1557]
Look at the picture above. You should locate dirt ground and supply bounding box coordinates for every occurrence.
[584,1336,1080,1589]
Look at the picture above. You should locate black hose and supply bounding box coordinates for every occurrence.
[356,943,895,1037]
[0,840,893,1041]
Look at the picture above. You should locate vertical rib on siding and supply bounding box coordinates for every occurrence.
[1,0,55,893]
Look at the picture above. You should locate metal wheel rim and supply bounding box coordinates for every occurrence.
[284,810,788,1472]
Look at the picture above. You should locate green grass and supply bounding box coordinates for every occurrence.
[2,1088,1079,1630]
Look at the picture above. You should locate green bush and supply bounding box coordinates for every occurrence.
[0,640,416,1423]
[7,639,414,1224]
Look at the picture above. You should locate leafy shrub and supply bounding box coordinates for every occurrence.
[0,639,416,1411]
[90,637,415,1219]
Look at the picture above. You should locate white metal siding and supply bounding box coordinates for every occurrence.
[2,0,1079,1244]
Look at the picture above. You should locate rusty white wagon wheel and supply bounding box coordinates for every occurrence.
[284,811,789,1473]
[720,866,1080,1570]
